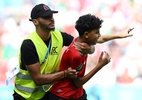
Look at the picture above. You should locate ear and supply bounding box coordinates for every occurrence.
[32,19,38,25]
[84,31,89,38]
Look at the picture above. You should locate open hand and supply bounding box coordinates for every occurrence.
[120,28,134,38]
[73,42,95,54]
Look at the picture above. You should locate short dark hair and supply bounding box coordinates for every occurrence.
[75,14,103,36]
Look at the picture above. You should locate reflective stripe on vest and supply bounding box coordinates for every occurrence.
[15,83,52,93]
[15,84,43,93]
[16,71,56,93]
[17,72,32,80]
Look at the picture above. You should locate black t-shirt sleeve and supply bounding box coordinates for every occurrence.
[21,39,39,66]
[61,32,74,46]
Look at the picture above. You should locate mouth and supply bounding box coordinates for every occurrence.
[50,23,55,27]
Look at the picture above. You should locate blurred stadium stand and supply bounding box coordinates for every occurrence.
[0,0,142,100]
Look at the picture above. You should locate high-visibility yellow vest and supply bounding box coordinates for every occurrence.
[14,30,63,100]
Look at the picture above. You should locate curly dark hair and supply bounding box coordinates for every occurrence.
[75,14,103,36]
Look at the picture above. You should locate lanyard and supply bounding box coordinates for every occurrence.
[41,40,51,65]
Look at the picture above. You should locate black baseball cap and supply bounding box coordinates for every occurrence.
[29,4,58,21]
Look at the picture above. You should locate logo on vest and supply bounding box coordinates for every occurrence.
[50,46,58,55]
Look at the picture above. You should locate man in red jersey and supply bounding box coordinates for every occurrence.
[49,14,133,100]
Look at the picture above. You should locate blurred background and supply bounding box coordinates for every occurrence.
[0,0,142,100]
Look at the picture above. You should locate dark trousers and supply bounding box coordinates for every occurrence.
[13,90,87,100]
[13,91,50,100]
[49,89,87,100]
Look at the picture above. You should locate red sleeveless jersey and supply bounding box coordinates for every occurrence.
[51,37,88,99]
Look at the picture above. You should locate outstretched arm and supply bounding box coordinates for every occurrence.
[97,28,133,43]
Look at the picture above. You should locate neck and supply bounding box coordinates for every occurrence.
[77,37,85,43]
[77,37,88,55]
[36,28,51,41]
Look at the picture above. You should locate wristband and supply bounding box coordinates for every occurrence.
[64,70,67,78]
